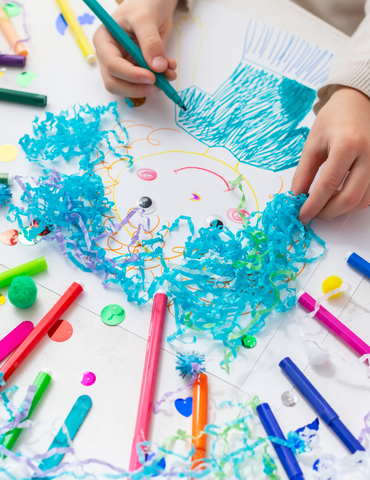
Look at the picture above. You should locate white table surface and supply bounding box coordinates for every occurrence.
[1,1,370,479]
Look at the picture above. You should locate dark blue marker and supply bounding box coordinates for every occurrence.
[256,403,305,480]
[346,251,370,279]
[280,357,365,454]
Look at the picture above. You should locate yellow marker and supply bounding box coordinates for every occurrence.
[55,0,96,64]
[322,275,343,299]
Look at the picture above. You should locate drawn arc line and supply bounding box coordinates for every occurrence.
[174,166,231,191]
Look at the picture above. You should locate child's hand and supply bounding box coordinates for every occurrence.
[93,0,178,97]
[292,86,370,224]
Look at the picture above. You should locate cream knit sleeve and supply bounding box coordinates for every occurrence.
[315,0,370,113]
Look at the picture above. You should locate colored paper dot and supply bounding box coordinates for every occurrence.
[241,334,257,348]
[0,70,4,79]
[56,13,68,35]
[127,97,146,107]
[0,144,18,162]
[322,275,343,298]
[101,304,125,326]
[80,371,96,386]
[48,319,73,342]
[0,294,6,306]
[0,229,18,246]
[16,71,38,88]
[3,3,22,17]
[77,13,95,25]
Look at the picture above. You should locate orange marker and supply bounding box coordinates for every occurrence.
[191,373,208,472]
[0,7,27,56]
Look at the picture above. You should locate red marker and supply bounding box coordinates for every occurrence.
[0,281,83,384]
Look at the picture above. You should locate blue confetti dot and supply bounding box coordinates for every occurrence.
[78,13,95,25]
[56,13,67,35]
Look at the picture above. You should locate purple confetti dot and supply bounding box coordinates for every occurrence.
[80,371,96,386]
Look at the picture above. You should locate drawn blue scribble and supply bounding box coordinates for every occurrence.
[176,60,316,172]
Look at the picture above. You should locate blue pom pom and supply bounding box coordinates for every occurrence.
[175,351,205,378]
[0,184,12,207]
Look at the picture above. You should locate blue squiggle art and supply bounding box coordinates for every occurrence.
[176,60,316,172]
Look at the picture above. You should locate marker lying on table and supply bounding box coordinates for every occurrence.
[34,395,92,475]
[298,291,370,357]
[129,292,168,471]
[0,8,27,56]
[0,173,14,186]
[0,321,34,363]
[0,87,47,107]
[280,357,365,453]
[55,0,96,64]
[82,0,187,111]
[0,54,26,68]
[0,281,83,386]
[256,403,304,480]
[191,373,208,473]
[0,257,48,289]
[1,370,52,454]
[346,251,370,279]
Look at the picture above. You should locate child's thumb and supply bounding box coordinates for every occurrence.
[135,19,168,72]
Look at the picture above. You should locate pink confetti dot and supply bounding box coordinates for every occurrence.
[226,208,250,224]
[137,168,157,181]
[80,371,96,386]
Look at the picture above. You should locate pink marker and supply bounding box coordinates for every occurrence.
[298,292,370,356]
[129,292,167,471]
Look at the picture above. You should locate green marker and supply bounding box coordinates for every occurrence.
[0,173,13,186]
[1,370,52,452]
[0,257,48,288]
[0,87,47,107]
[82,0,187,111]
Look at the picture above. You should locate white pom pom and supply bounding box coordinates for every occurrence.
[306,341,330,366]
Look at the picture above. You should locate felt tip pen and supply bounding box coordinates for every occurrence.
[1,370,52,452]
[280,357,365,453]
[0,54,26,67]
[298,291,370,357]
[0,257,48,289]
[0,87,47,107]
[55,0,96,64]
[346,251,370,279]
[0,173,14,186]
[129,292,168,471]
[81,0,187,111]
[191,373,208,471]
[0,8,27,56]
[0,282,84,384]
[256,403,304,480]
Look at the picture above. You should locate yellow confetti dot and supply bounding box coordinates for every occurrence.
[322,275,343,298]
[0,293,5,306]
[0,144,18,162]
[0,71,4,79]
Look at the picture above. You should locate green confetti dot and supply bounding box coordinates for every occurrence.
[3,3,22,17]
[16,72,38,88]
[241,334,257,349]
[101,304,125,326]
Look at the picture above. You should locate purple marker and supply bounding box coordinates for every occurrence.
[0,54,26,68]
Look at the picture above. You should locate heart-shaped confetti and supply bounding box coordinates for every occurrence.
[174,397,193,417]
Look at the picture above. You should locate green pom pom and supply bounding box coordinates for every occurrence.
[8,276,37,309]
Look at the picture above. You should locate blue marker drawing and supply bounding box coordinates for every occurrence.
[175,21,324,172]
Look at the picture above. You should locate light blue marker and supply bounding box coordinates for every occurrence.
[82,0,187,111]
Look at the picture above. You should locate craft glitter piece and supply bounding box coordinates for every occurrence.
[241,334,257,348]
[80,371,96,386]
[281,390,299,407]
[48,319,73,342]
[101,304,126,326]
[0,228,18,245]
[0,294,5,306]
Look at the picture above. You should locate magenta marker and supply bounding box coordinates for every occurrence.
[0,54,26,68]
[298,291,370,357]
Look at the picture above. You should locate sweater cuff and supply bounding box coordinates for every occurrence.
[314,59,370,114]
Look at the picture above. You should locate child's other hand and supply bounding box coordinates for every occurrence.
[93,0,178,97]
[292,86,370,224]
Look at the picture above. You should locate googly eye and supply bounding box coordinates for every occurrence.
[137,196,157,214]
[204,214,225,229]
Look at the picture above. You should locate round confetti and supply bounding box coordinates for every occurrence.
[241,334,257,348]
[0,229,18,246]
[3,3,22,17]
[0,70,5,79]
[48,319,73,342]
[80,371,96,386]
[101,304,126,326]
[16,71,38,88]
[18,228,37,246]
[127,97,146,107]
[281,391,299,407]
[0,144,18,163]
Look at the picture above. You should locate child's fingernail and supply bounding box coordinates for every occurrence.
[147,85,160,94]
[152,56,167,70]
[142,77,154,85]
[300,216,310,225]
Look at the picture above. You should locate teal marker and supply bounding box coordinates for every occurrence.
[1,370,52,453]
[82,0,187,111]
